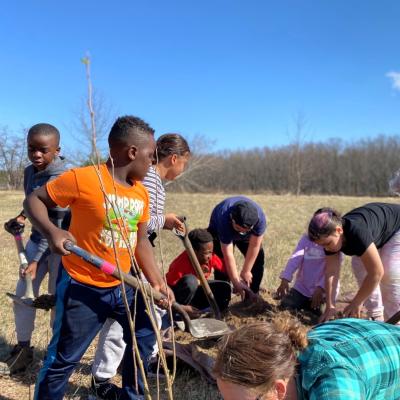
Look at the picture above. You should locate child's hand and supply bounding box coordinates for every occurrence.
[21,261,38,280]
[4,216,25,235]
[233,279,255,301]
[311,287,325,310]
[49,228,76,255]
[180,305,202,319]
[276,279,290,299]
[343,301,363,319]
[164,214,185,233]
[319,306,337,323]
[155,285,176,309]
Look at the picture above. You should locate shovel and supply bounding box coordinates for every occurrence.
[5,233,56,311]
[6,233,35,307]
[64,241,230,339]
[173,217,223,320]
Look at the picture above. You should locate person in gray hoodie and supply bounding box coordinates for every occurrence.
[1,123,69,375]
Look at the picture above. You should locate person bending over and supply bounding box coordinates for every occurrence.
[215,316,400,400]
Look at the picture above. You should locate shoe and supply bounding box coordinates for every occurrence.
[369,315,384,322]
[0,344,33,375]
[91,376,122,400]
[147,359,166,379]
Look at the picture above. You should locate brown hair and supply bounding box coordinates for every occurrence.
[155,133,190,162]
[308,207,342,241]
[213,314,309,393]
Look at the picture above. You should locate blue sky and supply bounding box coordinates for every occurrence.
[1,1,400,153]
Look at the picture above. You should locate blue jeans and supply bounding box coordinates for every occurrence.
[34,266,155,400]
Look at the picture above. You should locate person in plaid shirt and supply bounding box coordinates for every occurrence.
[214,316,400,400]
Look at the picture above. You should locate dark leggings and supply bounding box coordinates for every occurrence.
[280,288,322,316]
[171,275,232,311]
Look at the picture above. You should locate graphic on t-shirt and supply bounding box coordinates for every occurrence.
[304,246,325,260]
[100,194,144,249]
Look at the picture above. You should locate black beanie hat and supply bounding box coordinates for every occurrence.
[230,200,259,228]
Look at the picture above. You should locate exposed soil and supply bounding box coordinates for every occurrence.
[163,290,364,382]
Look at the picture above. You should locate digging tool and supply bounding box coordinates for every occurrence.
[6,233,35,307]
[173,217,223,320]
[64,241,230,339]
[4,223,56,310]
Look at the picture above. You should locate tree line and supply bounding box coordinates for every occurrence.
[169,134,400,196]
[1,127,399,196]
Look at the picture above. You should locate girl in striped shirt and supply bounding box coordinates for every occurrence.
[144,133,191,243]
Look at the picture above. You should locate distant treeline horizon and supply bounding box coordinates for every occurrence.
[167,134,400,197]
[1,132,399,197]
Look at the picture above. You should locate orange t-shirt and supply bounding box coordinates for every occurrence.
[46,164,149,287]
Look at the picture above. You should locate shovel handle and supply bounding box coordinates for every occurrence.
[174,217,222,320]
[13,234,34,299]
[63,241,193,333]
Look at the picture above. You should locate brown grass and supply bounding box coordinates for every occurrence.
[0,191,396,399]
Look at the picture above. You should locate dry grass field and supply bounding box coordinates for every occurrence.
[0,190,397,399]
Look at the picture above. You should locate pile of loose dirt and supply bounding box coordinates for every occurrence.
[163,290,364,382]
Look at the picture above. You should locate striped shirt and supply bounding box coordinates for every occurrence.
[297,318,400,399]
[142,166,166,235]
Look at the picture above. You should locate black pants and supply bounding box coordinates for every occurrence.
[171,275,232,311]
[211,238,265,293]
[280,288,322,316]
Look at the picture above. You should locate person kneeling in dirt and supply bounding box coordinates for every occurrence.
[214,316,400,400]
[207,197,267,299]
[0,123,69,376]
[275,233,343,317]
[166,228,232,317]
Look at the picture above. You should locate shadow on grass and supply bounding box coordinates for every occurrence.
[0,334,94,399]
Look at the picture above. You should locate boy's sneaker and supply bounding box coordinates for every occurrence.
[91,376,122,400]
[0,344,33,375]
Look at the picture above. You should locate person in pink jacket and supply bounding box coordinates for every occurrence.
[276,234,342,316]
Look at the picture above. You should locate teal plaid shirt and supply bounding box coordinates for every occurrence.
[296,319,400,400]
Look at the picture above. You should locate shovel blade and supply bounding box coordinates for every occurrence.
[176,318,230,339]
[6,292,34,308]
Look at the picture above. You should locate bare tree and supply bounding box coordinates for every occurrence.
[0,126,27,189]
[288,111,308,196]
[165,133,219,192]
[66,58,114,166]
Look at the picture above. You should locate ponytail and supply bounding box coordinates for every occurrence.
[155,133,190,162]
[214,313,309,392]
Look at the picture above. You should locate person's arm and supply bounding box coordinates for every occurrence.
[163,213,185,232]
[240,234,264,286]
[23,186,75,255]
[343,243,384,318]
[220,241,249,298]
[277,237,306,298]
[309,368,366,400]
[134,221,175,302]
[319,253,341,322]
[22,236,50,279]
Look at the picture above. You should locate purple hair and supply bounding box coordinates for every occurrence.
[308,208,342,241]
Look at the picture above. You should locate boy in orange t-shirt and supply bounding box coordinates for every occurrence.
[24,116,173,400]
